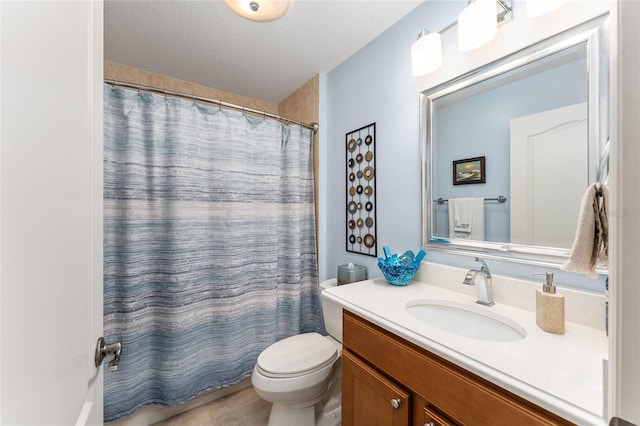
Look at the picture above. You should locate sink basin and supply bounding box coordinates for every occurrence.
[406,299,526,342]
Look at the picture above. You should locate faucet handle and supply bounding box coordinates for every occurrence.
[474,257,492,278]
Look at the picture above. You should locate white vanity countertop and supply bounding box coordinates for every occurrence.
[323,273,608,426]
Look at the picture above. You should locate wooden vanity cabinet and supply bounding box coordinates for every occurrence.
[342,350,410,425]
[342,310,574,426]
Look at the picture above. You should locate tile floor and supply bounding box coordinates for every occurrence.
[152,386,271,426]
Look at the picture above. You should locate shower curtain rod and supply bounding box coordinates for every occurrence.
[105,79,319,134]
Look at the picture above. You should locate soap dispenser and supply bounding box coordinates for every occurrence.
[534,272,565,334]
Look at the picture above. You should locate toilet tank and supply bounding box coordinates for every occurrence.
[319,279,343,342]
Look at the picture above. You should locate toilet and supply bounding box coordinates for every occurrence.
[251,279,343,426]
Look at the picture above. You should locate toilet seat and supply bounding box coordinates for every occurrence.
[256,333,338,379]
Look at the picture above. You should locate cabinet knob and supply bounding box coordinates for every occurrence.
[424,423,435,426]
[390,398,402,410]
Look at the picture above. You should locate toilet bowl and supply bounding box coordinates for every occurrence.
[251,279,342,426]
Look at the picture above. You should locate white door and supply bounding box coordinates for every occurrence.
[1,1,104,425]
[510,103,588,248]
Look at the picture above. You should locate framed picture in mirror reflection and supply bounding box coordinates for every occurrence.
[453,156,485,185]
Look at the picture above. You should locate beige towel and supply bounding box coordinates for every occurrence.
[596,184,610,267]
[561,183,609,278]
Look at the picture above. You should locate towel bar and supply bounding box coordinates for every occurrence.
[435,196,507,205]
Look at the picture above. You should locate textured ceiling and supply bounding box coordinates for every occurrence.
[104,0,424,103]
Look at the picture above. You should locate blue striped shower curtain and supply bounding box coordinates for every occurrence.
[102,85,321,422]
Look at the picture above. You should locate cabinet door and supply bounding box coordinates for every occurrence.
[343,350,411,426]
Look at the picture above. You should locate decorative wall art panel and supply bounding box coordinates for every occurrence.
[345,123,377,256]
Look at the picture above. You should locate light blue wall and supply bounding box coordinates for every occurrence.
[322,0,607,294]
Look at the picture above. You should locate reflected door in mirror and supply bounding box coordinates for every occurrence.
[510,103,588,248]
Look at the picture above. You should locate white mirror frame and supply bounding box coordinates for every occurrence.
[420,14,610,268]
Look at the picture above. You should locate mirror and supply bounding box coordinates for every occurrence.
[421,15,609,267]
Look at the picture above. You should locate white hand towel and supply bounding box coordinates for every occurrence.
[561,183,609,278]
[448,198,485,240]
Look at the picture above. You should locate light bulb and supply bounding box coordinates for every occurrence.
[458,0,498,52]
[411,31,443,77]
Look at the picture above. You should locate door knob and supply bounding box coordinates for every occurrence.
[95,337,122,372]
[390,398,402,410]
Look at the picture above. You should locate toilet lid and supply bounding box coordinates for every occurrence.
[256,332,338,378]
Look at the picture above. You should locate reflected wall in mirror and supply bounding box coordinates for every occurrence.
[421,15,609,267]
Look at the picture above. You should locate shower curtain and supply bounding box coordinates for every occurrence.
[102,85,321,422]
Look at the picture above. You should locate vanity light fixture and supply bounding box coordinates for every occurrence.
[526,0,568,18]
[458,0,499,52]
[411,30,443,77]
[411,0,511,77]
[223,0,290,22]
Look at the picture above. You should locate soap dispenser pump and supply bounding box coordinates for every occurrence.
[534,272,565,334]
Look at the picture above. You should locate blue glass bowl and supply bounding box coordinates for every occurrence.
[377,262,420,286]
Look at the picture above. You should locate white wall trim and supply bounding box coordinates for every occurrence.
[609,0,640,423]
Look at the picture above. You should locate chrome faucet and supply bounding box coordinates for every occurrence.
[463,257,495,306]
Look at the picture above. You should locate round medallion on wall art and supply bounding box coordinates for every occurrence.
[363,166,375,181]
[363,234,375,248]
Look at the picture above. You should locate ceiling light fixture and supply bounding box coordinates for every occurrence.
[223,0,290,22]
